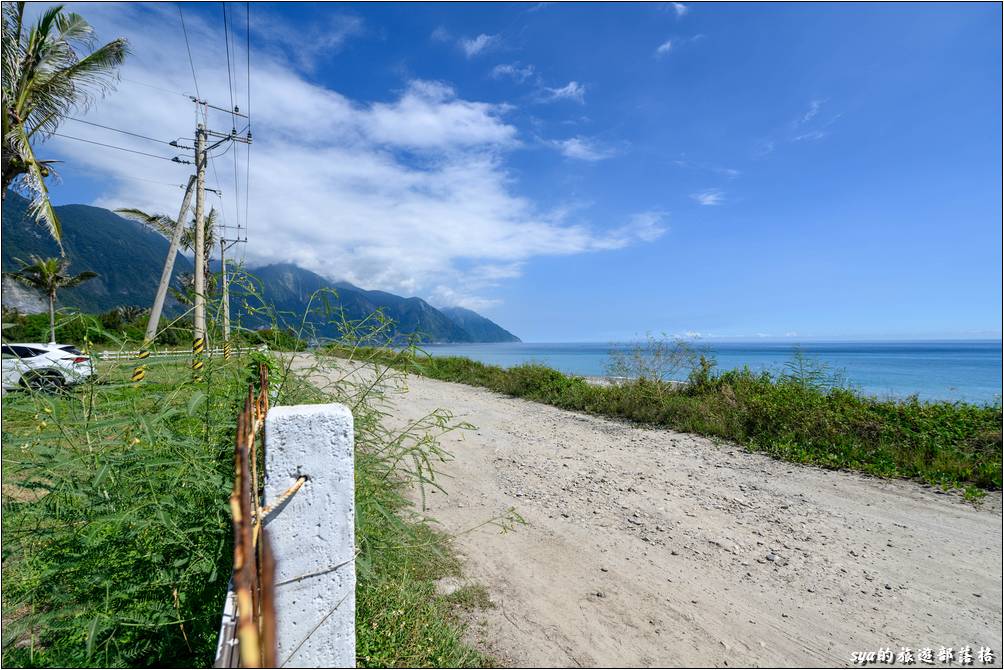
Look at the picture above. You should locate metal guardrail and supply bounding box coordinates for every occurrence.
[97,345,268,361]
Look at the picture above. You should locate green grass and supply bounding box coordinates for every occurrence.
[2,347,494,667]
[333,346,1003,492]
[1,357,243,667]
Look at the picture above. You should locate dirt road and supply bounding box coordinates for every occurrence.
[301,359,1003,667]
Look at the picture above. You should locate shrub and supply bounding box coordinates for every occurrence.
[365,347,1002,492]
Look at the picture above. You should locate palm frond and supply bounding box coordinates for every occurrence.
[115,207,176,238]
[52,12,97,50]
[2,4,127,247]
[62,270,98,288]
[12,126,63,248]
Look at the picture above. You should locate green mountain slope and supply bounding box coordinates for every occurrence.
[241,263,475,343]
[2,192,193,314]
[440,306,521,343]
[2,192,519,343]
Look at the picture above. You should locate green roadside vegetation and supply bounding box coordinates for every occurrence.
[2,343,493,667]
[331,344,1003,495]
[1,306,307,352]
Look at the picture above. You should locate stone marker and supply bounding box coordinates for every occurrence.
[264,403,355,668]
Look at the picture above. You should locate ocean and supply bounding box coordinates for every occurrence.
[419,340,1003,405]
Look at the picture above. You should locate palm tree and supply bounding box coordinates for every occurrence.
[118,206,219,256]
[5,255,97,343]
[114,305,149,323]
[168,272,218,307]
[2,3,128,246]
[119,206,221,330]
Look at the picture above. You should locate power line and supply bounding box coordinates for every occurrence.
[51,132,190,163]
[246,1,251,128]
[232,128,241,240]
[222,2,237,129]
[243,0,252,253]
[178,6,201,103]
[207,140,234,160]
[74,169,191,190]
[221,2,242,241]
[206,150,233,241]
[120,77,191,99]
[66,117,186,147]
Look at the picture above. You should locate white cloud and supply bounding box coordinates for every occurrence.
[492,62,535,83]
[365,80,517,149]
[674,158,740,178]
[262,11,364,71]
[793,130,827,142]
[612,211,668,244]
[542,81,586,103]
[430,26,451,42]
[552,136,613,161]
[691,189,725,206]
[672,3,689,17]
[40,4,660,309]
[800,99,826,124]
[459,33,499,57]
[654,33,706,58]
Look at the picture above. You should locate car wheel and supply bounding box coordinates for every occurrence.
[21,370,66,393]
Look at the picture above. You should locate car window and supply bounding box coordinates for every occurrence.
[10,346,44,358]
[1,346,14,359]
[59,346,84,355]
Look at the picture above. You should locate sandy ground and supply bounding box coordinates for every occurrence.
[297,358,1003,668]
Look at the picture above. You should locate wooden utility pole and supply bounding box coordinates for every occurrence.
[188,97,251,375]
[193,124,208,343]
[144,174,196,344]
[220,238,231,341]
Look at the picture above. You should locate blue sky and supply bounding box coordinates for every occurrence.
[40,2,1002,341]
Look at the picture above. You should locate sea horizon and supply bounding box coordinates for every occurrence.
[420,339,1003,405]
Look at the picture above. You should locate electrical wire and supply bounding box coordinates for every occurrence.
[66,117,183,147]
[120,77,191,99]
[222,3,237,129]
[74,169,191,190]
[178,6,201,103]
[51,133,186,162]
[207,151,232,240]
[232,122,241,240]
[243,0,252,252]
[208,141,234,160]
[225,3,242,240]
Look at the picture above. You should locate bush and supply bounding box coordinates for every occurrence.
[367,347,1002,492]
[1,359,243,666]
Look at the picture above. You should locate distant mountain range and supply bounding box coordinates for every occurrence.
[1,192,519,343]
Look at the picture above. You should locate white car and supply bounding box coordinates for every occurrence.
[1,343,95,391]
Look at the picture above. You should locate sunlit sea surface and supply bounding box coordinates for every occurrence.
[419,341,1002,404]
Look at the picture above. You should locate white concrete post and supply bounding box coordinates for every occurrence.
[264,404,355,668]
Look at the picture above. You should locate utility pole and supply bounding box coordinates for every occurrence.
[193,124,207,345]
[144,174,196,344]
[220,237,231,351]
[189,98,251,374]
